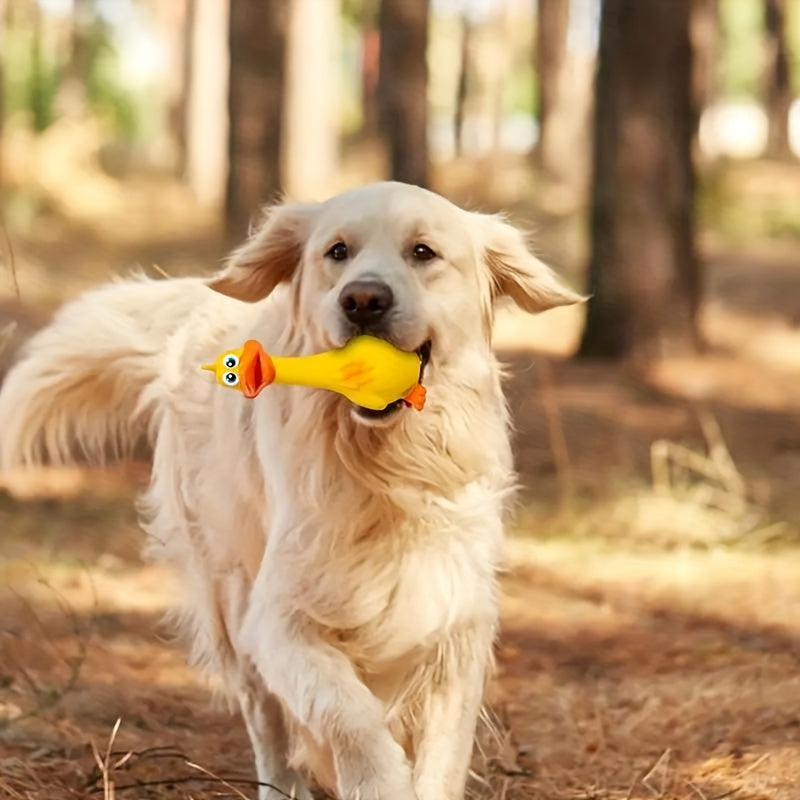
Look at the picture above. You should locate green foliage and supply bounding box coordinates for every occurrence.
[699,159,800,242]
[82,20,141,141]
[509,60,535,117]
[27,33,60,132]
[3,27,59,130]
[3,9,143,141]
[788,0,800,90]
[719,0,763,99]
[341,0,379,27]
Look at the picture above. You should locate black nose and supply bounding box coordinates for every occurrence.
[338,280,394,327]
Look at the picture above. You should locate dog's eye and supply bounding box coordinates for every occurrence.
[412,243,437,262]
[223,371,239,386]
[325,242,349,261]
[223,354,238,369]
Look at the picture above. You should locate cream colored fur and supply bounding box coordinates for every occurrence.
[0,182,581,800]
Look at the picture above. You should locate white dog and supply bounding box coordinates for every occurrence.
[0,182,580,800]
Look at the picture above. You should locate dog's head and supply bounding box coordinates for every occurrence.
[209,182,582,426]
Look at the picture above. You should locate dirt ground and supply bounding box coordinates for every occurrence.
[1,145,800,799]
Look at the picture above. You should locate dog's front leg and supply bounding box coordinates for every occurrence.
[241,567,417,800]
[412,626,495,800]
[239,673,312,800]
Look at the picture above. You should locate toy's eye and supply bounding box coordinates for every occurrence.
[223,354,239,369]
[325,241,349,261]
[223,372,239,386]
[412,243,437,262]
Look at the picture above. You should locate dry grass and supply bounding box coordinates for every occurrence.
[556,410,798,550]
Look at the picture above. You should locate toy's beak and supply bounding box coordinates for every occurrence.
[239,339,275,398]
[201,363,215,373]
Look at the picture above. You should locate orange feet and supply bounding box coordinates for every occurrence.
[403,383,427,411]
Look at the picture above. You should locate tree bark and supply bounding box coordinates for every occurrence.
[360,25,381,136]
[535,0,569,175]
[453,12,471,157]
[578,0,700,363]
[173,0,194,178]
[763,0,792,159]
[185,0,228,210]
[378,0,430,187]
[0,0,5,194]
[283,0,340,199]
[691,0,719,121]
[226,0,289,239]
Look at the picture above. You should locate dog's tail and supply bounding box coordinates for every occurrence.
[0,276,209,469]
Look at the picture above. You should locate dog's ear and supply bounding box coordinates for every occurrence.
[208,202,319,302]
[479,214,584,312]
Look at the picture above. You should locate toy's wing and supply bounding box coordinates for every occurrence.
[337,360,377,391]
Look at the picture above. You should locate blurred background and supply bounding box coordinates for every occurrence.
[2,2,800,799]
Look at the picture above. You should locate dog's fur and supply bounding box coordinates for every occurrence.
[0,182,580,800]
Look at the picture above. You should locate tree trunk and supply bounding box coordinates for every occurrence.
[283,0,340,199]
[226,0,289,239]
[54,0,92,119]
[763,0,792,159]
[691,0,719,121]
[453,12,471,157]
[378,0,430,187]
[361,23,381,137]
[0,0,6,195]
[535,0,569,175]
[29,0,49,132]
[172,0,194,178]
[578,0,700,363]
[185,0,228,210]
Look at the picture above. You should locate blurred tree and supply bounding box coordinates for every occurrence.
[160,0,194,178]
[283,0,340,198]
[719,0,762,98]
[361,23,381,136]
[534,0,569,176]
[227,0,289,239]
[578,0,700,363]
[691,0,720,119]
[185,0,228,208]
[0,0,5,194]
[453,11,471,157]
[57,0,93,118]
[763,0,793,158]
[28,0,58,132]
[344,0,381,137]
[378,0,429,187]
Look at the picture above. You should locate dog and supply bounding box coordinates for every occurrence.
[0,182,581,800]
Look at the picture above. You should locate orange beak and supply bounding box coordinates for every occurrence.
[239,339,276,398]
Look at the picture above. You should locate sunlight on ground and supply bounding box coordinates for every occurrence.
[497,535,800,800]
[3,459,800,798]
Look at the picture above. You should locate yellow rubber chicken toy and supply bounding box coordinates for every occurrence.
[202,335,426,411]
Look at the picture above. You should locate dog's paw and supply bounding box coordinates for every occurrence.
[334,737,417,800]
[259,770,313,800]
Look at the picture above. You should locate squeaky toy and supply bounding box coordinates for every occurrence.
[202,335,427,411]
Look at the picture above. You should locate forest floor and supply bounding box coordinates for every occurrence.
[1,130,800,799]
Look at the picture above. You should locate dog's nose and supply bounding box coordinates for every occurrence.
[338,280,394,327]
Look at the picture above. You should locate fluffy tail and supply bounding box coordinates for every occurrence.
[0,276,209,468]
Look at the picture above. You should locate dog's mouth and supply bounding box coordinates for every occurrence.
[352,339,431,422]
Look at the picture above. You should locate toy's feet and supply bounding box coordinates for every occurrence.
[403,384,426,411]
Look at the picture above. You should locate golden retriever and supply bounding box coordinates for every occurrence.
[0,182,580,800]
